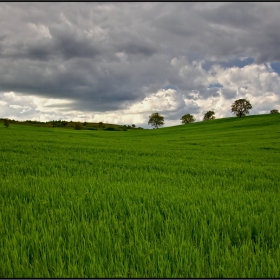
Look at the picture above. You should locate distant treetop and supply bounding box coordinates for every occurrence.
[148,112,164,129]
[203,111,215,121]
[231,99,252,118]
[180,114,195,124]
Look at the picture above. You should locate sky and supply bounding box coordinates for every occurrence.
[0,2,280,128]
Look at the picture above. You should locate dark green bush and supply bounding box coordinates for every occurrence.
[103,126,119,131]
[74,122,83,130]
[4,119,10,128]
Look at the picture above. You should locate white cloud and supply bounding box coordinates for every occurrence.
[129,89,185,113]
[239,56,249,61]
[210,63,280,100]
[27,23,52,39]
[9,105,23,109]
[9,104,32,113]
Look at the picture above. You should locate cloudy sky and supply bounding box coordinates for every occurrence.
[1,2,280,128]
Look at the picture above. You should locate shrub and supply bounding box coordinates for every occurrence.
[61,121,68,127]
[74,122,83,130]
[4,119,10,128]
[103,126,119,131]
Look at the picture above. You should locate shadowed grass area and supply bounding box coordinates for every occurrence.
[0,114,280,277]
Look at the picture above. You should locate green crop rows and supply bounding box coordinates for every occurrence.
[0,114,280,277]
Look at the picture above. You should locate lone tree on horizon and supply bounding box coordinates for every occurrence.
[61,121,68,127]
[203,111,215,121]
[270,109,279,114]
[4,118,10,128]
[231,99,252,118]
[148,112,164,129]
[74,122,82,130]
[181,114,195,124]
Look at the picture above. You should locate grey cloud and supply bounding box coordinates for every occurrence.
[0,2,280,119]
[252,30,280,64]
[221,88,237,100]
[201,2,260,30]
[205,88,220,98]
[118,41,157,57]
[48,26,103,60]
[26,44,54,61]
[197,3,280,63]
[2,28,104,61]
[163,102,200,121]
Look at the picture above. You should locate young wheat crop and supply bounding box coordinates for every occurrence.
[0,114,280,277]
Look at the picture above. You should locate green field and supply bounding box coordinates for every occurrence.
[0,114,280,278]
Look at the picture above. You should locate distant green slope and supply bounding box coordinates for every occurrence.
[147,113,279,134]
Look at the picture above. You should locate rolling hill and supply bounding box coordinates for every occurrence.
[0,113,279,277]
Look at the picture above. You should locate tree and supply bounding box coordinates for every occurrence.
[231,99,252,118]
[270,109,279,114]
[203,111,215,121]
[235,112,245,117]
[132,124,136,128]
[148,112,164,129]
[74,122,82,130]
[180,114,195,124]
[120,125,127,131]
[4,118,10,128]
[61,121,68,127]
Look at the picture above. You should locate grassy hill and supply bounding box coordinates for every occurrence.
[0,114,280,277]
[0,118,143,130]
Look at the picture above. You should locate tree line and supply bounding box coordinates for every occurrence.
[1,119,143,130]
[148,98,279,129]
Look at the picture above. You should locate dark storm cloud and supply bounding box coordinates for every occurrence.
[2,26,104,61]
[196,2,280,64]
[26,43,54,61]
[0,2,280,115]
[202,2,260,29]
[118,41,157,57]
[48,25,103,60]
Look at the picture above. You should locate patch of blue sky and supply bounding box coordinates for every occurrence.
[163,84,178,90]
[270,62,280,75]
[201,57,254,71]
[208,83,223,89]
[186,52,204,62]
[220,57,254,68]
